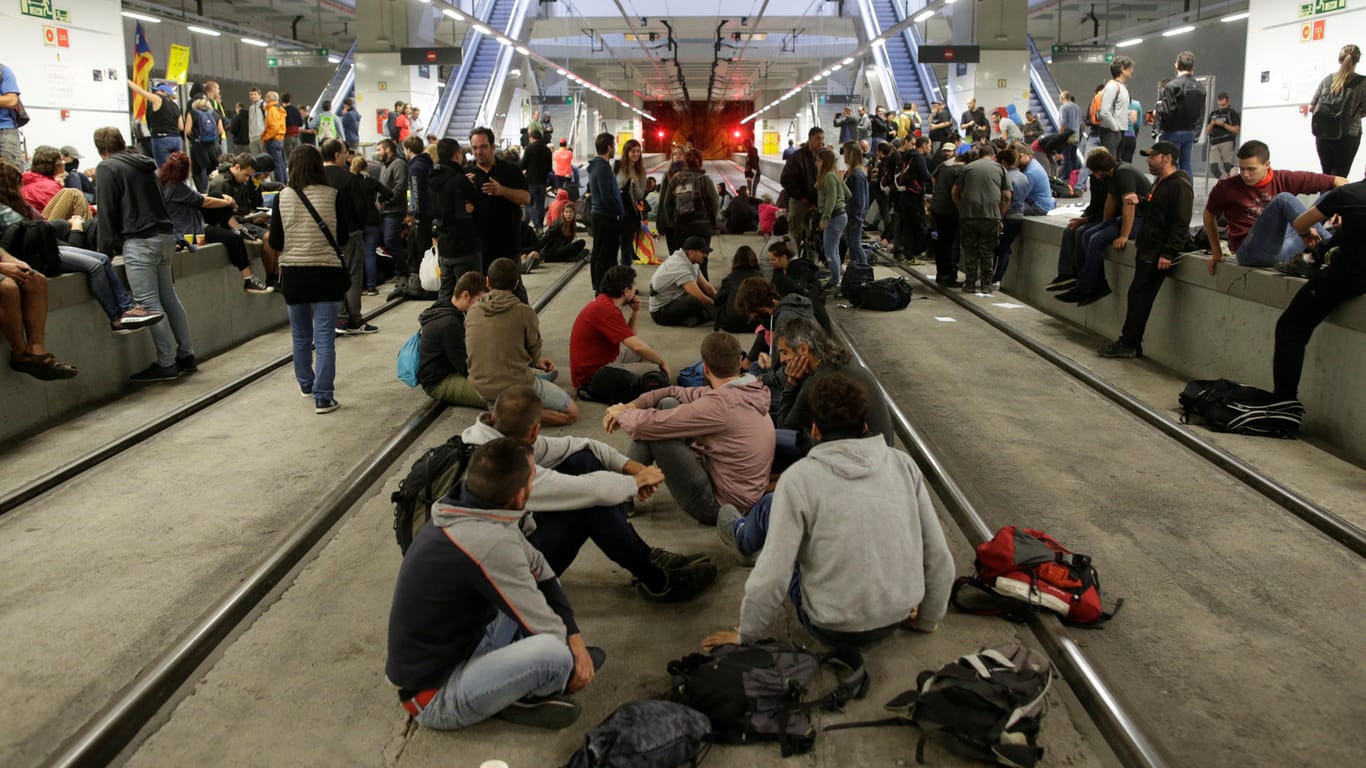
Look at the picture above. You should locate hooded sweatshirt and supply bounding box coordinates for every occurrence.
[20,171,61,213]
[461,413,639,511]
[428,162,479,246]
[464,288,542,400]
[739,436,954,641]
[417,303,470,390]
[618,376,775,511]
[95,151,174,255]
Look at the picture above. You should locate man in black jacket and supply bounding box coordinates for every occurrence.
[896,137,933,260]
[1097,141,1193,358]
[779,127,824,262]
[321,139,375,334]
[429,138,484,302]
[417,270,486,406]
[521,129,553,235]
[1155,51,1206,176]
[403,135,435,299]
[385,438,600,731]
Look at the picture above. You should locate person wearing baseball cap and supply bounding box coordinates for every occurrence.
[1097,139,1193,358]
[127,79,183,168]
[647,234,717,327]
[57,145,95,201]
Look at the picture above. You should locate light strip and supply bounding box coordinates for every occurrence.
[1115,37,1144,48]
[240,38,269,48]
[914,10,934,22]
[1162,25,1195,37]
[473,24,491,35]
[121,11,161,23]
[442,8,464,21]
[187,25,221,37]
[1220,12,1249,22]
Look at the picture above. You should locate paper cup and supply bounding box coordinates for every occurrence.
[195,234,206,246]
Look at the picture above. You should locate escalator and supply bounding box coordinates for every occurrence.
[869,0,932,115]
[310,40,357,117]
[442,0,516,139]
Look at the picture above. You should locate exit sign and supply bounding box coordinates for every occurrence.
[1300,0,1347,16]
[266,57,278,68]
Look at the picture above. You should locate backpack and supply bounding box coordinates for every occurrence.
[1178,379,1305,438]
[317,113,337,141]
[396,330,421,388]
[1311,74,1364,141]
[827,644,1053,768]
[950,526,1121,626]
[564,700,711,768]
[854,277,913,311]
[390,435,476,553]
[677,360,706,387]
[1049,176,1078,199]
[1087,90,1104,126]
[895,153,925,195]
[673,171,706,219]
[840,262,876,303]
[1,221,63,277]
[668,642,869,757]
[579,365,669,404]
[1156,75,1206,130]
[193,108,218,144]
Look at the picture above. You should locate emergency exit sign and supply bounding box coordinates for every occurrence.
[1300,0,1347,15]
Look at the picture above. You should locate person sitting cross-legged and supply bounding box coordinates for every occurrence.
[648,235,717,327]
[707,373,954,650]
[417,270,487,407]
[462,385,718,602]
[605,332,774,526]
[465,257,579,425]
[569,264,670,394]
[385,438,602,732]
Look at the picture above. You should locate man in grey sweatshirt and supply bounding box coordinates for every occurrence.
[711,372,955,649]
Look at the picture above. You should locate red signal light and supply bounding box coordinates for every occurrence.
[733,129,742,138]
[657,129,665,139]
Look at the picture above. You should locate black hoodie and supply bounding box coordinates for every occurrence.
[417,302,470,390]
[95,151,173,255]
[427,162,480,249]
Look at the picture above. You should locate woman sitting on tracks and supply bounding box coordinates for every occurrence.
[527,200,587,263]
[269,145,355,414]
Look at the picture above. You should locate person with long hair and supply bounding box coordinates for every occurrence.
[269,145,354,413]
[157,152,271,294]
[349,156,392,294]
[614,138,646,266]
[842,143,870,270]
[186,97,221,191]
[1309,44,1366,176]
[712,245,765,333]
[816,148,850,289]
[531,200,587,262]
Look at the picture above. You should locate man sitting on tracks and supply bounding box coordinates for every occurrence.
[386,438,601,731]
[569,265,670,395]
[465,257,579,426]
[773,316,893,447]
[604,332,774,526]
[708,373,954,649]
[648,235,718,327]
[462,385,718,603]
[416,270,487,408]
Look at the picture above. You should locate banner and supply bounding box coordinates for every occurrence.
[132,22,154,121]
[166,44,191,86]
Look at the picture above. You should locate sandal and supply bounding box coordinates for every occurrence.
[10,352,78,381]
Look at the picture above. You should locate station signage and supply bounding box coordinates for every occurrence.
[1299,0,1346,16]
[819,94,864,105]
[400,47,460,66]
[530,94,573,105]
[919,45,981,63]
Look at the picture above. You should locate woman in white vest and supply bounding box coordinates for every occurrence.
[268,146,355,414]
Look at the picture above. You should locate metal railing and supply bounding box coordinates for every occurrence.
[472,0,532,133]
[1027,35,1064,130]
[430,0,500,139]
[855,0,902,111]
[309,39,357,118]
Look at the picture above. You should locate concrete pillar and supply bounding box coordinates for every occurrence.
[942,0,1032,119]
[351,0,438,145]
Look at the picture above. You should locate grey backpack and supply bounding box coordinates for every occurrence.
[565,700,711,768]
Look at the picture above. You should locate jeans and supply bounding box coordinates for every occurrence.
[287,300,340,400]
[412,614,572,731]
[382,214,408,276]
[436,233,482,303]
[151,136,183,171]
[57,246,134,321]
[733,492,773,556]
[626,397,719,524]
[994,218,1024,284]
[528,184,548,233]
[1235,193,1329,267]
[1058,220,1106,278]
[1096,127,1122,159]
[823,212,848,285]
[1273,257,1366,398]
[122,234,193,367]
[1060,138,1082,184]
[265,139,286,183]
[590,212,621,291]
[789,198,816,261]
[619,213,641,266]
[844,218,869,268]
[362,224,381,289]
[1315,135,1361,177]
[1077,217,1140,294]
[1160,129,1197,175]
[1074,133,1100,190]
[650,294,713,328]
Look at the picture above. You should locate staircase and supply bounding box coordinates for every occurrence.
[442,0,515,140]
[869,0,931,115]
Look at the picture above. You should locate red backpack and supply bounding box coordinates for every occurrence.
[951,526,1121,626]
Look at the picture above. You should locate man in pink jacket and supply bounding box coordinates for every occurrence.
[604,333,775,525]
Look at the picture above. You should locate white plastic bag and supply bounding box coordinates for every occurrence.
[419,246,441,292]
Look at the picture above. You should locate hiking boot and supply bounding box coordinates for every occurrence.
[118,306,164,327]
[130,363,182,383]
[244,277,273,294]
[176,354,198,372]
[1046,275,1077,291]
[937,278,962,288]
[494,693,582,730]
[1097,340,1141,359]
[648,547,711,571]
[1076,285,1112,306]
[315,398,340,414]
[637,560,718,603]
[960,281,978,293]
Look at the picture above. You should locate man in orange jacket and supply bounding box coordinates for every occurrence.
[262,91,287,183]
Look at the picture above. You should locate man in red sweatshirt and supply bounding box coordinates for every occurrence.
[604,332,774,525]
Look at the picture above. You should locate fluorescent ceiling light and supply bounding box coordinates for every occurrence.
[841,57,854,65]
[1162,26,1194,37]
[121,11,161,23]
[914,10,934,22]
[831,64,842,71]
[328,56,341,64]
[516,46,529,54]
[1115,37,1143,48]
[821,69,831,76]
[556,68,567,75]
[473,24,491,35]
[870,38,886,47]
[813,74,823,81]
[442,9,464,20]
[240,37,269,47]
[187,25,221,37]
[1220,12,1249,22]
[417,0,430,3]
[497,36,512,46]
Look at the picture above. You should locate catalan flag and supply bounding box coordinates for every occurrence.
[132,22,154,122]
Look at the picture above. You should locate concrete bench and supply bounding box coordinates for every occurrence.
[0,243,287,444]
[1009,216,1366,463]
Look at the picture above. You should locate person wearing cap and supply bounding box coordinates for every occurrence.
[128,79,185,170]
[1096,141,1193,358]
[59,145,96,202]
[648,235,717,327]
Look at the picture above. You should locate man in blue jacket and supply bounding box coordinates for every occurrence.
[586,132,623,292]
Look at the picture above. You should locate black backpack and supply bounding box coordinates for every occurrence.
[1179,379,1304,438]
[2,221,63,277]
[668,641,868,757]
[390,435,476,553]
[855,277,913,311]
[827,644,1052,768]
[1312,74,1363,141]
[578,366,669,404]
[565,700,711,768]
[841,263,876,303]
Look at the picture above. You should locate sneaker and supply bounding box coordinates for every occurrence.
[130,363,182,382]
[117,306,164,327]
[265,274,281,292]
[350,323,380,334]
[961,282,978,293]
[1046,275,1077,291]
[315,398,340,414]
[334,325,349,336]
[1076,286,1112,306]
[362,287,380,296]
[244,277,274,294]
[648,547,711,571]
[1054,288,1083,303]
[1097,340,1141,359]
[494,693,582,730]
[990,281,1001,292]
[110,320,143,336]
[300,385,313,397]
[175,354,198,372]
[637,560,718,603]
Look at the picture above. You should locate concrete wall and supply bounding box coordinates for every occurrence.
[1008,218,1366,465]
[0,245,287,445]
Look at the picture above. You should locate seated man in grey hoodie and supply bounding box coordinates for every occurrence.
[605,332,775,526]
[464,385,718,603]
[710,373,954,649]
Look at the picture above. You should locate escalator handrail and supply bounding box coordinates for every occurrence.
[431,0,500,140]
[309,40,358,118]
[471,0,531,133]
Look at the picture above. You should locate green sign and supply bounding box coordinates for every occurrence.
[267,57,278,68]
[1300,0,1347,16]
[316,48,329,57]
[54,7,68,22]
[19,0,54,20]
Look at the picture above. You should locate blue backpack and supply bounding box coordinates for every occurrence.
[397,331,421,387]
[194,108,218,144]
[677,360,706,387]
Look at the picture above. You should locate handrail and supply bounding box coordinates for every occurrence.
[310,39,357,118]
[431,0,500,139]
[1027,35,1064,131]
[855,0,902,111]
[905,23,944,107]
[473,0,532,133]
